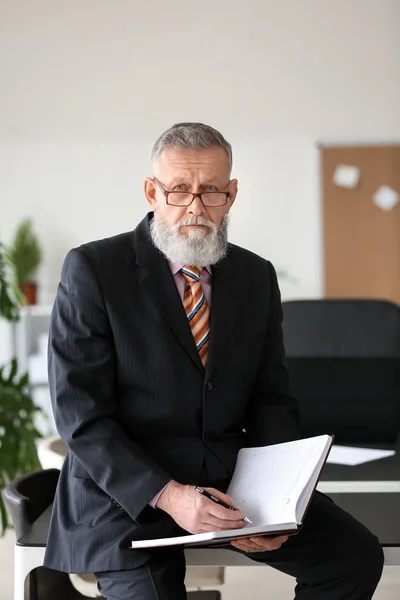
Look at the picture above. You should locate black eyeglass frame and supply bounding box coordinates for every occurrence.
[153,177,231,207]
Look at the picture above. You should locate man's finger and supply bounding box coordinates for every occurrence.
[230,534,289,553]
[207,502,246,523]
[230,539,257,552]
[202,514,247,531]
[250,534,289,547]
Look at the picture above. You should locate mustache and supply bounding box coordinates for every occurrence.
[175,216,216,230]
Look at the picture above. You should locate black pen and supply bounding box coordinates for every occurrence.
[195,486,253,524]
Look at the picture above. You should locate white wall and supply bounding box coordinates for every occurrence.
[1,0,400,359]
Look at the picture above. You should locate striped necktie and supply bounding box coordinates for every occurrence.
[181,266,210,368]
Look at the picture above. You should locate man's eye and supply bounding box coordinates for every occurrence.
[174,185,187,191]
[205,186,217,191]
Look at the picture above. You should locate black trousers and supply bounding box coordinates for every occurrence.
[95,492,384,600]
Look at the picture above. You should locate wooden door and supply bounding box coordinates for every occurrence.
[321,145,400,304]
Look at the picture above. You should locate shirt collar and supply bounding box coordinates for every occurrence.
[169,261,212,276]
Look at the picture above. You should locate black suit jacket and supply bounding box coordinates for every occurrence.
[44,213,299,573]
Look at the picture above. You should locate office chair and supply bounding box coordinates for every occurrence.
[3,469,83,600]
[282,299,400,444]
[4,469,221,599]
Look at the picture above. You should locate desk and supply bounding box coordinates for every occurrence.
[14,488,400,600]
[318,441,400,493]
[14,441,400,599]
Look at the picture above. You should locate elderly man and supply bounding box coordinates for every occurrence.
[44,123,383,599]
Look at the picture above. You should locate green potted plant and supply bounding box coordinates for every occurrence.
[0,240,42,534]
[9,218,43,305]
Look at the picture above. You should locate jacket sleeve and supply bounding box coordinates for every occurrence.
[245,261,300,446]
[48,247,171,522]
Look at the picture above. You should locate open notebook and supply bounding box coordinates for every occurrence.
[130,434,333,549]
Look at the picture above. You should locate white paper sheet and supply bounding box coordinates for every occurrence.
[326,445,395,466]
[333,164,360,188]
[317,480,400,493]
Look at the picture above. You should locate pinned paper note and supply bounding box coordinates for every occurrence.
[333,164,360,189]
[372,185,399,212]
[326,445,395,466]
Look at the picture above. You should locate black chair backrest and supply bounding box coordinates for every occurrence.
[282,299,400,444]
[3,469,60,539]
[282,299,400,358]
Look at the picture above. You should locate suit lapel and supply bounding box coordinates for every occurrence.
[206,250,243,379]
[135,214,204,374]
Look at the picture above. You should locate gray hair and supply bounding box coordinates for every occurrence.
[151,122,233,173]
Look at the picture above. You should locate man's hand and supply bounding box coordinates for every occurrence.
[156,481,248,534]
[230,534,289,553]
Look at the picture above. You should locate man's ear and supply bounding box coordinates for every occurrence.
[144,178,157,210]
[227,178,238,208]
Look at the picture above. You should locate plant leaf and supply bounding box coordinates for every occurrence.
[0,494,9,536]
[0,355,44,536]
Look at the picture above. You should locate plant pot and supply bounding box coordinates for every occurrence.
[23,282,38,305]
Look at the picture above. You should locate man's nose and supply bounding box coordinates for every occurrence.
[187,195,205,216]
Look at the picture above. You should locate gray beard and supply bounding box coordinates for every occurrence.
[150,212,229,267]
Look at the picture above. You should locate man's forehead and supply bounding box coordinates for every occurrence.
[157,146,229,173]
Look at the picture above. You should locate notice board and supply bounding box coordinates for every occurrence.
[320,145,400,304]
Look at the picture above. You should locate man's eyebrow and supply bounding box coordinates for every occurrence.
[168,178,222,188]
[168,178,191,186]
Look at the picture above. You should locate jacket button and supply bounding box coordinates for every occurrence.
[205,381,213,392]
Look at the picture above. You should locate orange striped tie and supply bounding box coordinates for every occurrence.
[181,266,210,368]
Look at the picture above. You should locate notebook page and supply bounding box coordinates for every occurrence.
[295,444,330,522]
[227,435,331,526]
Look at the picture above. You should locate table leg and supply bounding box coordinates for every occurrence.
[14,545,46,600]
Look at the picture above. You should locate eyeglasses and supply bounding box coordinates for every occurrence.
[153,177,230,207]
